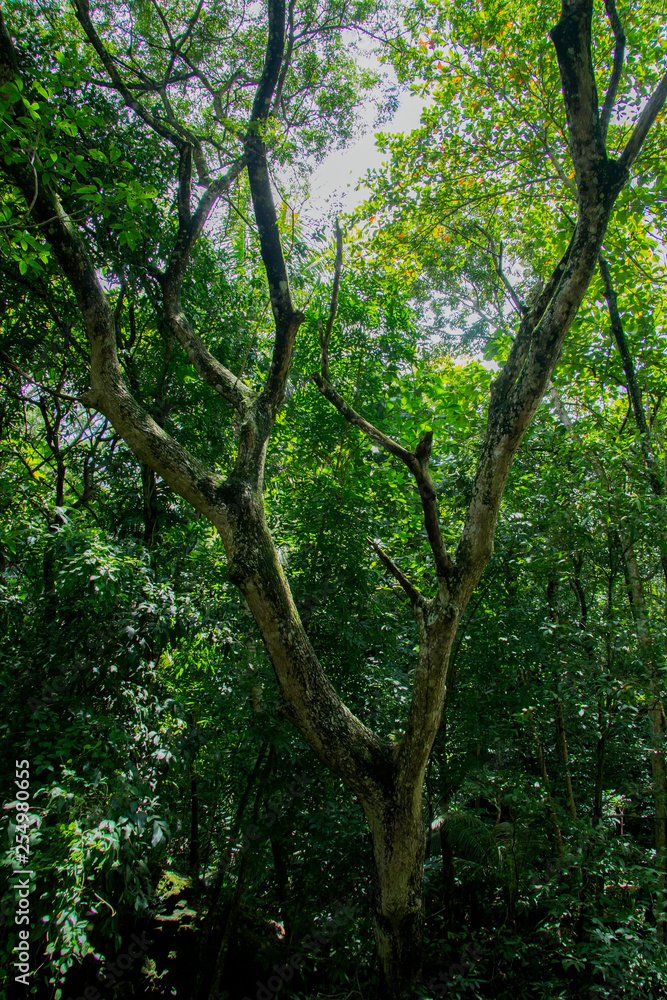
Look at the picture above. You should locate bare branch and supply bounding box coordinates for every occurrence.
[542,131,577,193]
[494,240,525,315]
[312,375,453,578]
[413,431,454,578]
[175,0,205,51]
[72,0,188,148]
[367,537,423,608]
[600,0,626,143]
[0,352,82,404]
[164,152,246,280]
[312,373,414,464]
[599,255,662,493]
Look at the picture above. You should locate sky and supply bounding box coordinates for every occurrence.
[303,91,427,220]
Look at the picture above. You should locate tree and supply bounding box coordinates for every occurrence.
[1,0,667,996]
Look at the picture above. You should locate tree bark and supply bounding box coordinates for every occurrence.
[364,794,426,997]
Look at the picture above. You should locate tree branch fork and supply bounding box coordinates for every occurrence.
[2,0,667,805]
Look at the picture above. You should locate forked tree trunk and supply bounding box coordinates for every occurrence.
[356,615,460,998]
[3,1,667,994]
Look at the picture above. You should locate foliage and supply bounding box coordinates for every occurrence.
[1,0,667,998]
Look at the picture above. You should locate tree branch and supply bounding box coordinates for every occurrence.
[243,0,304,418]
[367,537,423,608]
[312,375,453,578]
[600,0,626,144]
[72,0,188,148]
[158,151,251,411]
[160,302,255,411]
[0,3,400,811]
[271,0,297,115]
[599,255,662,493]
[177,143,193,226]
[1,140,230,528]
[249,0,287,126]
[618,67,667,172]
[488,231,575,412]
[165,154,247,292]
[312,373,414,464]
[550,0,607,208]
[494,241,526,316]
[453,0,635,597]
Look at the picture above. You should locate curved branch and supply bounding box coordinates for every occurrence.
[72,0,188,148]
[600,0,626,143]
[313,375,453,579]
[161,151,250,411]
[244,0,303,417]
[367,537,423,609]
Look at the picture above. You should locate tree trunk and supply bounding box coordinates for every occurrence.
[364,795,425,999]
[593,713,607,827]
[433,731,456,925]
